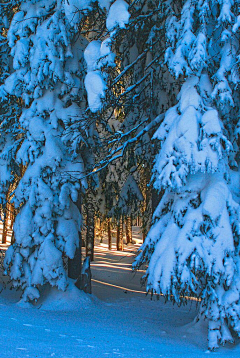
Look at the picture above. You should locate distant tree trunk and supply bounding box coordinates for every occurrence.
[68,194,82,280]
[11,232,15,245]
[2,215,8,244]
[116,225,120,250]
[116,216,123,251]
[2,201,12,244]
[107,218,112,250]
[140,166,153,243]
[141,187,163,243]
[86,201,95,261]
[10,207,14,231]
[125,216,132,244]
[2,180,17,244]
[99,220,104,243]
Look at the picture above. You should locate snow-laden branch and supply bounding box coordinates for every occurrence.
[112,39,161,86]
[79,113,164,180]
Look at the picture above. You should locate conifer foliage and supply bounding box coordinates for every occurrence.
[0,0,96,301]
[0,3,21,209]
[134,0,240,349]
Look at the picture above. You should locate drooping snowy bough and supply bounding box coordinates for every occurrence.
[84,0,130,113]
[134,0,240,350]
[0,0,132,301]
[0,3,21,210]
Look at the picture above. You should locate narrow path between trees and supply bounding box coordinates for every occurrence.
[90,235,147,301]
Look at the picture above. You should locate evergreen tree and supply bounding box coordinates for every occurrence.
[0,2,21,239]
[0,0,102,301]
[134,0,240,350]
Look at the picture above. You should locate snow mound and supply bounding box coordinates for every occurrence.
[17,299,34,309]
[40,280,95,311]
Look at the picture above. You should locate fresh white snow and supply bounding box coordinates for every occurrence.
[106,0,130,31]
[0,230,240,357]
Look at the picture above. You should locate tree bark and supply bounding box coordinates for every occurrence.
[11,232,15,245]
[10,207,14,231]
[2,203,11,244]
[86,201,95,261]
[142,232,146,242]
[116,216,123,251]
[125,216,132,244]
[99,220,104,243]
[107,218,112,250]
[2,215,8,244]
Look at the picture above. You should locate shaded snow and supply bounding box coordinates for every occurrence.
[40,280,95,311]
[0,231,240,357]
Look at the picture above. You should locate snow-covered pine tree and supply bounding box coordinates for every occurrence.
[0,0,101,301]
[134,0,240,350]
[0,2,22,236]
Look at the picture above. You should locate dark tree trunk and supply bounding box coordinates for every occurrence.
[10,207,14,231]
[2,201,13,244]
[68,194,82,280]
[140,166,153,243]
[125,216,132,244]
[130,215,133,241]
[107,218,112,250]
[116,216,123,251]
[68,242,82,279]
[86,201,95,261]
[99,220,104,243]
[11,232,15,245]
[2,217,7,244]
[116,225,120,250]
[152,188,162,213]
[75,256,92,293]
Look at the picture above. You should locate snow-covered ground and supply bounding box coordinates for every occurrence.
[0,229,239,357]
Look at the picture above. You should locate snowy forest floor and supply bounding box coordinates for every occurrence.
[0,229,239,357]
